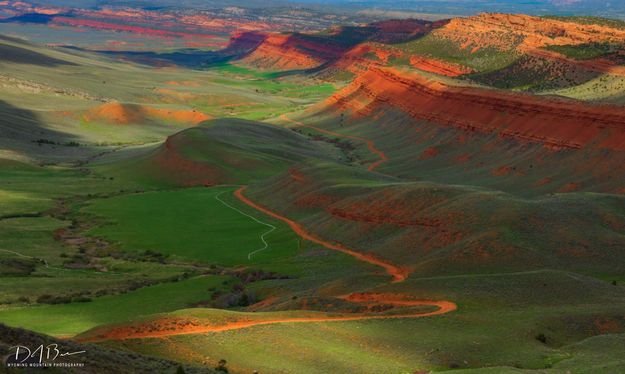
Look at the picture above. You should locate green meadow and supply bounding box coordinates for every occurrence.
[84,187,300,266]
[0,275,229,336]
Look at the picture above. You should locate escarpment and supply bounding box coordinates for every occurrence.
[325,67,625,151]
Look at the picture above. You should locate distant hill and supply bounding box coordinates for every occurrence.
[299,0,625,18]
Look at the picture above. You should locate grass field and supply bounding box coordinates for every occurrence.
[84,187,300,266]
[0,275,229,337]
[545,43,620,60]
[397,34,520,73]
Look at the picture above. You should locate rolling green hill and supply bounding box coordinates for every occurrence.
[91,118,343,187]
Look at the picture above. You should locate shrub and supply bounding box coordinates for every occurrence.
[72,296,92,303]
[36,294,72,304]
[215,359,228,373]
[535,333,547,344]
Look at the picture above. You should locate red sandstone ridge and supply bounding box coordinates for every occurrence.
[232,19,447,71]
[235,33,332,70]
[324,67,625,151]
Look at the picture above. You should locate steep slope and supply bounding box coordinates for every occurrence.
[229,19,448,71]
[300,65,625,194]
[234,33,337,71]
[326,66,625,151]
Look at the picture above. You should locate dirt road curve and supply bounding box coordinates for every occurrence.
[78,294,456,342]
[235,187,408,282]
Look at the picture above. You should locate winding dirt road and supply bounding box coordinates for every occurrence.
[280,114,389,172]
[78,294,456,342]
[77,188,457,343]
[78,163,459,343]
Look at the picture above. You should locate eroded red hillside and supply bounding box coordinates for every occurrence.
[84,102,211,125]
[324,66,625,151]
[432,13,625,75]
[235,33,335,70]
[434,13,625,52]
[233,19,447,71]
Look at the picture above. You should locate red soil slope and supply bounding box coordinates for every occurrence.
[229,14,625,77]
[83,102,211,125]
[151,135,224,187]
[325,67,625,151]
[236,33,330,70]
[234,19,447,71]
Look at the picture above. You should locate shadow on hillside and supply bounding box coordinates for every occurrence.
[230,20,450,62]
[0,43,76,66]
[0,323,198,372]
[298,18,450,49]
[0,13,62,24]
[84,31,269,68]
[72,18,450,72]
[0,100,83,161]
[467,54,604,91]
